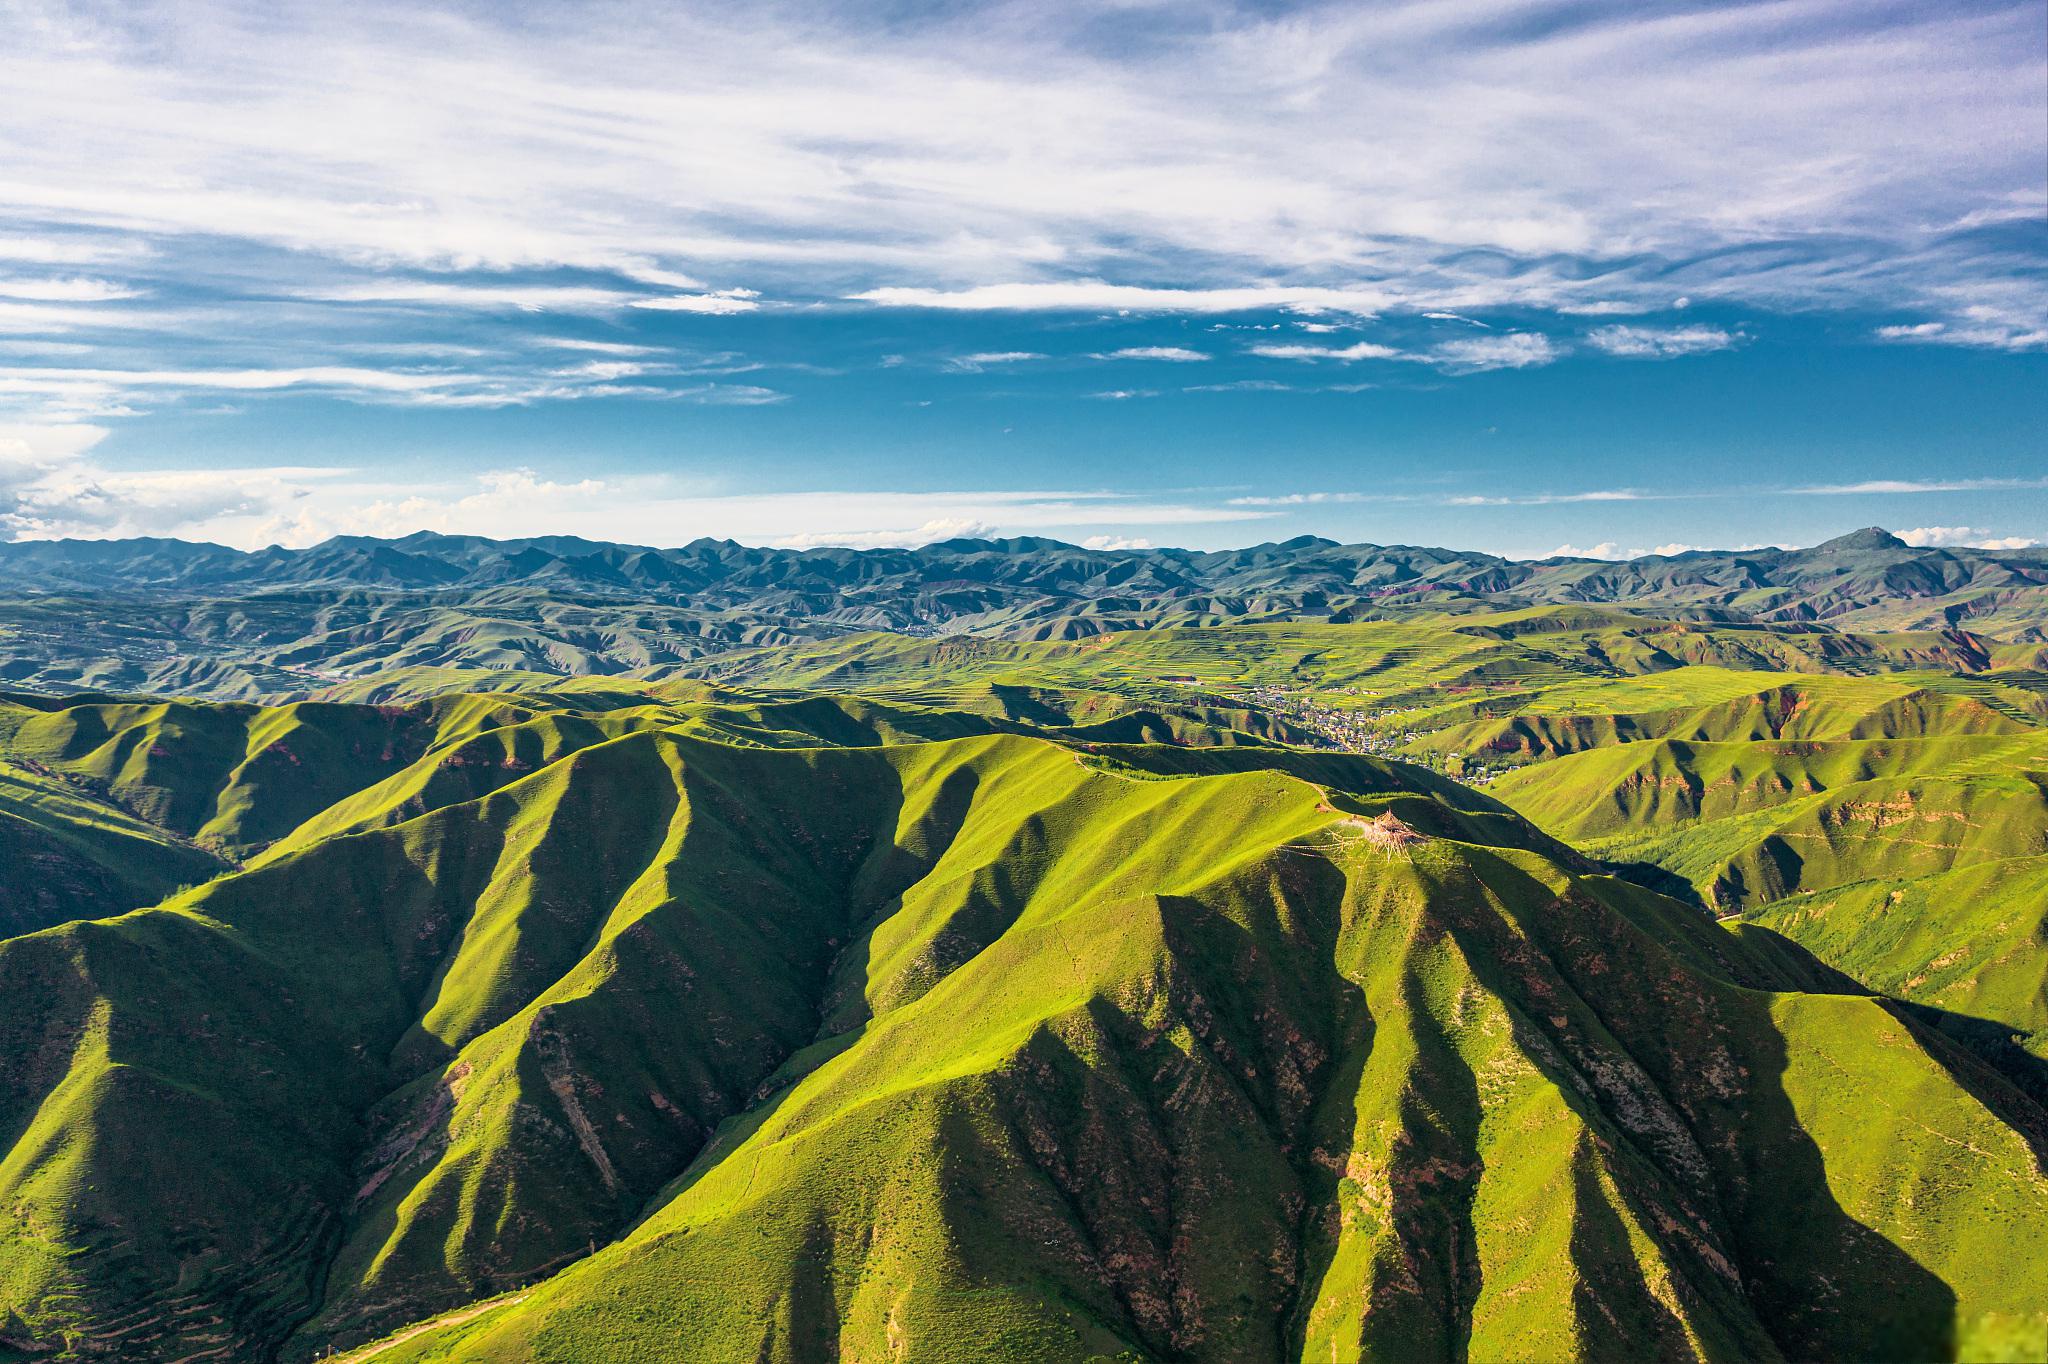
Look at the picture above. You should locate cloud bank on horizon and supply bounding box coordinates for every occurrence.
[0,0,2042,553]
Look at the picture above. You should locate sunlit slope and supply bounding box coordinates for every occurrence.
[1409,671,2044,766]
[682,613,1996,703]
[1745,858,2048,1062]
[7,724,2039,1362]
[0,732,1477,1360]
[370,811,2046,1364]
[1429,670,2048,1078]
[0,759,222,936]
[0,695,449,858]
[0,684,1295,909]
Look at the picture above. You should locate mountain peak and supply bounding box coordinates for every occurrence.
[1815,527,1907,552]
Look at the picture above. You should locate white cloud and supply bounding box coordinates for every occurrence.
[0,422,111,465]
[775,518,1001,549]
[1584,325,1737,359]
[0,235,151,267]
[1447,489,1642,506]
[5,458,361,541]
[1430,333,1560,371]
[1250,340,1404,362]
[298,281,639,311]
[1542,539,1785,560]
[0,0,2033,453]
[2,464,1281,549]
[541,337,665,356]
[943,351,1047,372]
[1082,535,1153,550]
[1876,303,2046,352]
[1251,330,1562,371]
[1792,477,2048,495]
[7,1,2036,314]
[858,284,1394,316]
[0,365,466,394]
[629,289,761,315]
[1897,525,2040,550]
[1086,389,1156,401]
[1226,491,1371,507]
[1183,379,1298,393]
[0,362,784,415]
[1098,346,1208,362]
[0,277,143,303]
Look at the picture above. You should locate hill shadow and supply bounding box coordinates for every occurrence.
[1714,990,1958,1360]
[1886,1000,2048,1166]
[1452,848,1957,1360]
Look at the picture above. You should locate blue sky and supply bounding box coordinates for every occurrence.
[0,0,2042,557]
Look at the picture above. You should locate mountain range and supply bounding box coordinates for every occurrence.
[2,528,2045,703]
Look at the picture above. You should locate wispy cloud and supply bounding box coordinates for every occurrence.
[1250,341,1404,362]
[1791,477,2048,495]
[943,351,1048,372]
[1250,332,1561,371]
[0,277,144,303]
[0,0,2039,494]
[297,281,640,311]
[1097,346,1208,362]
[1430,333,1560,372]
[773,517,1002,549]
[1447,489,1643,507]
[858,284,1395,315]
[1584,325,1738,358]
[1183,378,1299,393]
[1872,316,2047,352]
[1226,491,1372,507]
[630,289,761,315]
[0,363,784,416]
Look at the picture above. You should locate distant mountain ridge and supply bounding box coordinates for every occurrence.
[2,525,2044,619]
[1,527,2044,701]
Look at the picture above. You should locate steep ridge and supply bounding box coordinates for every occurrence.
[1411,679,2040,767]
[1407,665,2048,1103]
[0,685,1299,914]
[0,758,222,936]
[1745,859,2048,1066]
[1,725,2042,1362]
[360,750,2046,1364]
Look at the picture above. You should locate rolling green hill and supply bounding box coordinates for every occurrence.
[2,603,2046,1363]
[0,757,221,937]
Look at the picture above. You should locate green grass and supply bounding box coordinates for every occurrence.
[2,612,2045,1363]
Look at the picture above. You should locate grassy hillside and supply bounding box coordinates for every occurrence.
[3,608,2046,1363]
[1745,859,2048,1063]
[1375,653,2048,1106]
[1,718,2043,1362]
[0,757,221,936]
